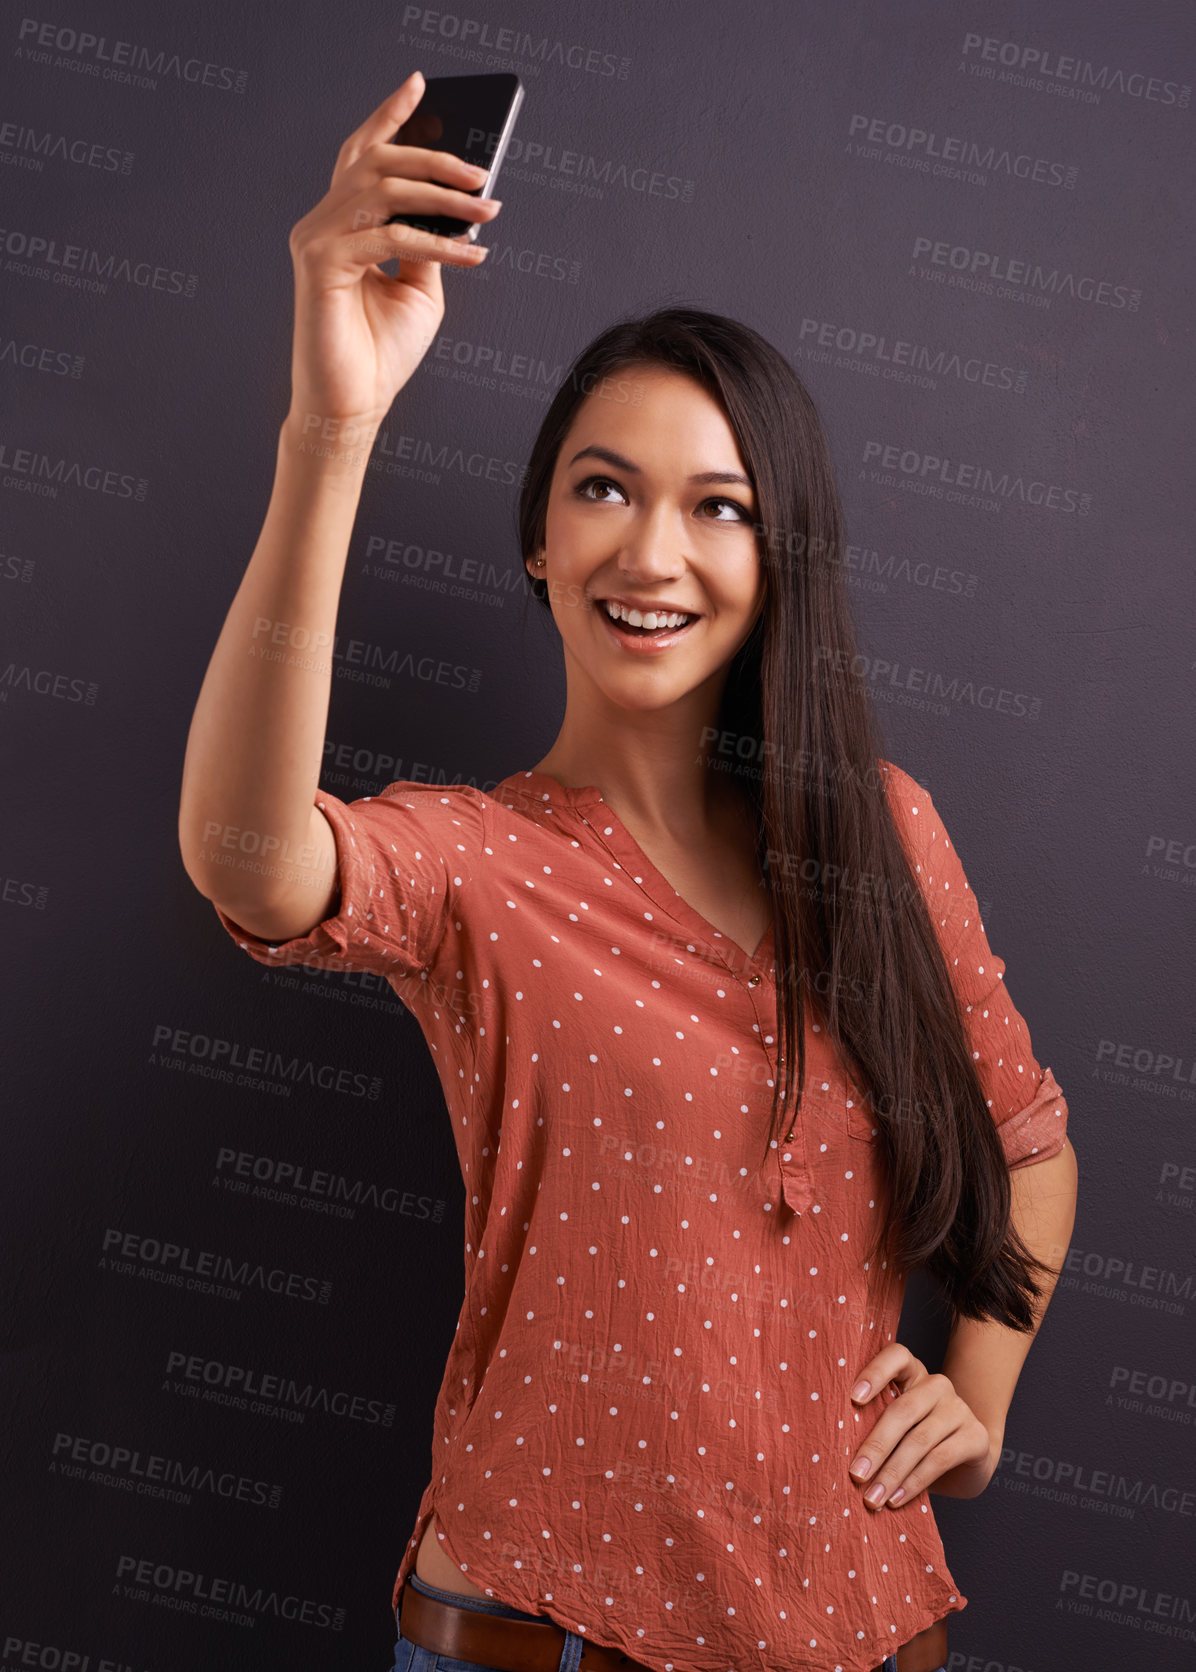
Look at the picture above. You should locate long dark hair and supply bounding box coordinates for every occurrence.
[516,304,1053,1332]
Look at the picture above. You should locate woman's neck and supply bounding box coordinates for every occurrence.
[532,733,750,847]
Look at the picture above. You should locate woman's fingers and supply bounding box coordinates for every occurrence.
[331,70,429,184]
[370,173,500,224]
[296,79,499,278]
[856,1406,959,1508]
[329,139,490,220]
[293,164,499,279]
[301,196,494,280]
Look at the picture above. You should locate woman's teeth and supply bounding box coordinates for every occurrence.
[602,600,694,632]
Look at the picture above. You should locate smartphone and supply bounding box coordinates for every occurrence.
[386,72,524,241]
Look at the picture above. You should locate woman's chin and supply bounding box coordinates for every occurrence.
[585,670,710,713]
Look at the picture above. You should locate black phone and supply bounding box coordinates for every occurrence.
[386,72,524,241]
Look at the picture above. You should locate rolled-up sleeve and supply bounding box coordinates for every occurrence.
[212,781,486,984]
[885,763,1070,1170]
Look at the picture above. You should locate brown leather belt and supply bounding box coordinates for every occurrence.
[398,1578,948,1671]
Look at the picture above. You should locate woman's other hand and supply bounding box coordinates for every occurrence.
[846,1344,999,1508]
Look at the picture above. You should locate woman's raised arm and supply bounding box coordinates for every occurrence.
[177,71,500,943]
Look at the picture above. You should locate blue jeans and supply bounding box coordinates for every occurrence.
[391,1571,947,1672]
[392,1572,589,1671]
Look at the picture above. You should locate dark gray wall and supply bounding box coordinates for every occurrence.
[2,1,1193,1668]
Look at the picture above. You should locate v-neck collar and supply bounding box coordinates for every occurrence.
[497,769,776,976]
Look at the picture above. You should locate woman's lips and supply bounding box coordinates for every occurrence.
[597,606,700,653]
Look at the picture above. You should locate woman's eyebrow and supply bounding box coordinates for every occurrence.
[567,443,754,491]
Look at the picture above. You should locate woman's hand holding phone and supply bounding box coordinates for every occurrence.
[284,70,502,445]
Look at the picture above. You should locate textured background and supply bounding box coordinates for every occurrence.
[2,0,1194,1667]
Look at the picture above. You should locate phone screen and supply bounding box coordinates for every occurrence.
[386,72,524,240]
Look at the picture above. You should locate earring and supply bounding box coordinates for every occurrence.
[534,556,545,568]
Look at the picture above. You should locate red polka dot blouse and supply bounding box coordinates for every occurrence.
[214,758,1069,1672]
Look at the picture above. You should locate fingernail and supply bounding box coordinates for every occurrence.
[887,1487,906,1505]
[865,1482,886,1505]
[851,1380,870,1400]
[849,1457,871,1479]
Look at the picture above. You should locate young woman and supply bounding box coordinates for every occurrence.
[179,73,1078,1672]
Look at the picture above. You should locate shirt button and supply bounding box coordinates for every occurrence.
[747,973,761,987]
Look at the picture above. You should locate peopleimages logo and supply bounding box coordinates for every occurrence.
[493,131,693,202]
[1091,1036,1196,1102]
[797,313,1027,396]
[813,645,1042,722]
[1095,1038,1196,1085]
[148,1021,382,1100]
[0,662,98,702]
[0,331,84,378]
[1158,1161,1196,1212]
[369,423,528,491]
[0,436,146,500]
[0,121,134,175]
[943,1657,1044,1672]
[164,1349,397,1428]
[100,1227,332,1306]
[51,1429,283,1510]
[958,32,1190,110]
[1109,1364,1196,1422]
[847,110,1075,190]
[242,615,483,694]
[997,1445,1195,1518]
[320,736,503,792]
[214,1146,446,1224]
[114,1554,344,1630]
[861,437,1089,515]
[3,1636,147,1669]
[0,225,197,296]
[362,533,529,600]
[911,235,1140,311]
[398,5,630,79]
[15,17,250,94]
[1057,1570,1196,1645]
[0,867,48,909]
[1058,1245,1191,1315]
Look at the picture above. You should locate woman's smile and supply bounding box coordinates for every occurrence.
[593,593,703,652]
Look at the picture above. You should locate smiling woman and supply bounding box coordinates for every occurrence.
[180,133,1076,1672]
[517,306,1069,1216]
[528,375,765,681]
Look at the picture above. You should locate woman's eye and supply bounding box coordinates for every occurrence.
[573,477,749,522]
[574,475,627,503]
[700,497,750,521]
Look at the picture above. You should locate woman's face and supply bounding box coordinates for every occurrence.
[528,365,766,717]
